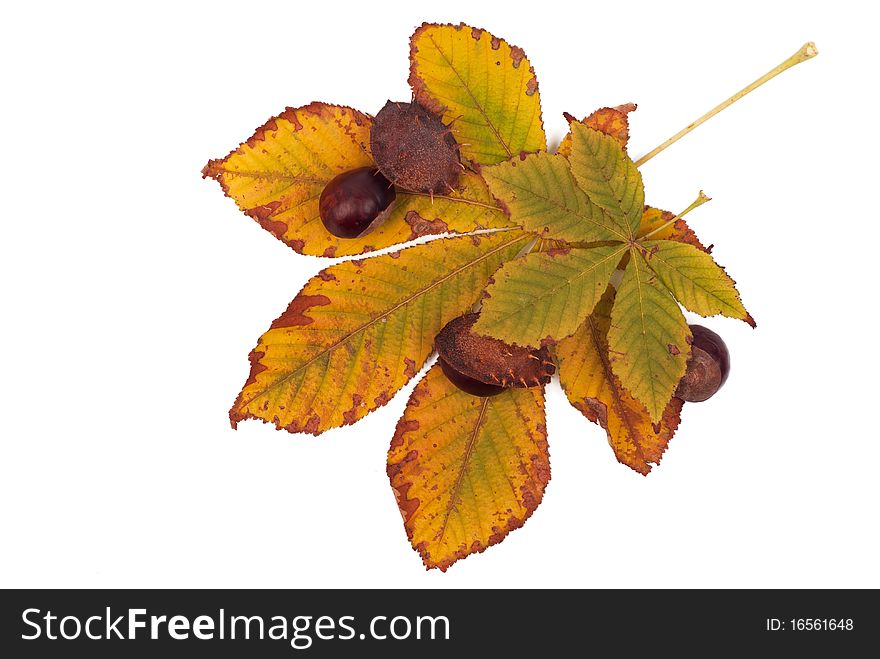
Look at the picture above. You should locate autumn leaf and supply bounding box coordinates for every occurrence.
[568,123,644,237]
[638,206,709,250]
[388,362,549,571]
[409,23,546,165]
[230,231,530,434]
[557,288,683,475]
[640,241,754,325]
[202,102,513,257]
[608,252,691,422]
[480,152,629,243]
[473,244,627,346]
[556,103,636,156]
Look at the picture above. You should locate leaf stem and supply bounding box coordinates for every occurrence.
[640,191,711,240]
[634,42,818,168]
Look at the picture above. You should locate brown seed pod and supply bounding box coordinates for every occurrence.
[434,313,555,397]
[370,101,461,194]
[675,324,731,402]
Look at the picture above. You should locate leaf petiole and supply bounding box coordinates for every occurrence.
[639,191,712,241]
[634,42,818,168]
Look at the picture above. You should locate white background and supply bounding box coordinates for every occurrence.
[2,0,878,588]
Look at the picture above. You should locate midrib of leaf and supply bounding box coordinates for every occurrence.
[399,190,504,213]
[237,233,530,409]
[584,312,648,465]
[437,395,490,545]
[426,33,512,158]
[493,175,630,243]
[207,168,328,185]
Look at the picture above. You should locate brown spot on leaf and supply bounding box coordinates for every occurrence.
[270,294,331,329]
[303,414,320,434]
[403,357,418,379]
[317,269,337,282]
[525,77,538,96]
[283,413,322,435]
[321,246,337,258]
[404,210,449,240]
[228,349,267,429]
[544,245,571,257]
[390,481,420,526]
[668,343,680,356]
[342,394,364,426]
[490,36,501,50]
[471,27,482,40]
[509,46,525,68]
[391,419,419,449]
[245,201,288,238]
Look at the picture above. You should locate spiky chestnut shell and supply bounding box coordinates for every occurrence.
[434,313,555,397]
[318,167,396,238]
[675,324,730,402]
[370,101,461,194]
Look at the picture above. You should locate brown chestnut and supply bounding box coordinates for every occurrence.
[318,167,396,238]
[675,324,730,402]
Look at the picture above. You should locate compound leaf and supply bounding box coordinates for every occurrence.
[230,231,530,434]
[474,244,626,347]
[388,362,549,571]
[409,23,546,165]
[608,250,691,423]
[557,289,683,475]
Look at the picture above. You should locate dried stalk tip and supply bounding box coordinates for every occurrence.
[435,314,555,397]
[370,101,462,194]
[799,42,819,61]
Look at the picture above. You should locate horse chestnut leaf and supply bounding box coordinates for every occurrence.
[435,313,555,397]
[675,324,730,402]
[318,167,396,238]
[370,101,461,194]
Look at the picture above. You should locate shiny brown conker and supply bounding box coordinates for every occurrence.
[675,324,731,402]
[318,167,396,238]
[370,101,461,194]
[434,313,555,397]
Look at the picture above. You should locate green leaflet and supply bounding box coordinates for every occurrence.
[481,152,630,243]
[474,244,626,346]
[568,123,644,237]
[608,250,691,423]
[641,240,755,326]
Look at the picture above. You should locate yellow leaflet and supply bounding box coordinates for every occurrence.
[230,231,530,434]
[409,23,546,165]
[388,363,549,571]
